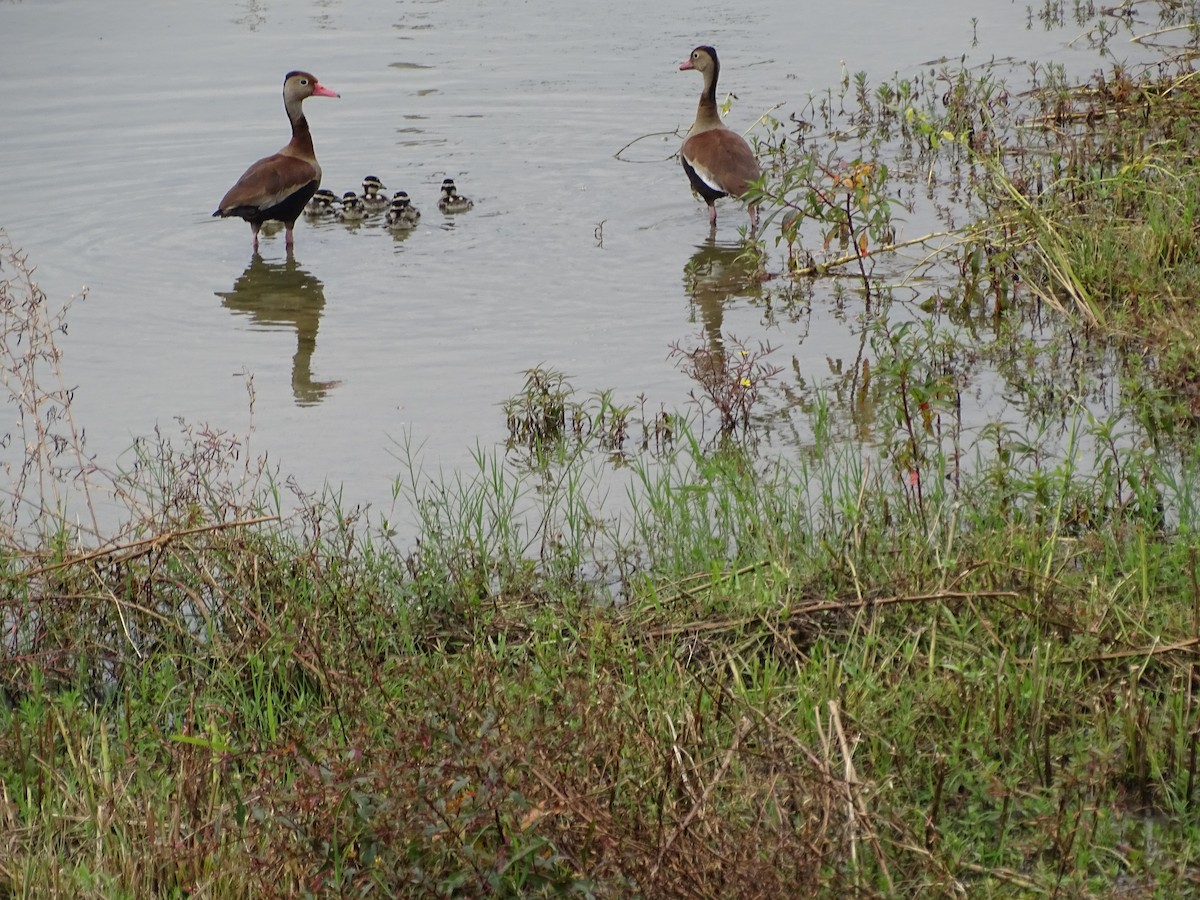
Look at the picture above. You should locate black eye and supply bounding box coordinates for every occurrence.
[300,78,309,85]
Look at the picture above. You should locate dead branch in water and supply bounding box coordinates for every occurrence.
[786,229,965,278]
[614,129,683,162]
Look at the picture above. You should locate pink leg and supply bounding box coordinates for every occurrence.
[285,227,295,247]
[251,223,261,251]
[748,204,759,236]
[708,204,717,227]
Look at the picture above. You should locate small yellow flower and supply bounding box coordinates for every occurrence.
[741,377,752,387]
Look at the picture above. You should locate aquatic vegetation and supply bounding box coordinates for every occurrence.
[669,334,782,439]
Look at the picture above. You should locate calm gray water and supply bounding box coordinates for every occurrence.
[0,0,1159,521]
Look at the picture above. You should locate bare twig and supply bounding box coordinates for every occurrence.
[1080,637,1200,663]
[829,701,893,893]
[787,230,964,278]
[12,514,280,581]
[639,589,1022,639]
[650,715,753,880]
[614,130,682,162]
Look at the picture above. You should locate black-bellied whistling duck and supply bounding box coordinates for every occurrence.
[305,188,339,217]
[386,191,421,229]
[360,176,388,213]
[336,191,365,222]
[437,178,474,213]
[213,71,339,250]
[679,46,761,232]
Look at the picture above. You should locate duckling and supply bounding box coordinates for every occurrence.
[437,178,474,213]
[337,191,366,222]
[305,187,340,217]
[386,191,422,229]
[360,175,388,214]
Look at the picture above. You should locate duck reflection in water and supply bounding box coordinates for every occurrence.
[215,250,339,406]
[683,238,764,357]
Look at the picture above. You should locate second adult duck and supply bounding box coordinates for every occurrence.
[678,47,761,233]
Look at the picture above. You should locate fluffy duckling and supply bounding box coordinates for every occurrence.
[305,187,340,217]
[337,191,366,222]
[360,175,388,214]
[437,178,474,213]
[386,191,422,229]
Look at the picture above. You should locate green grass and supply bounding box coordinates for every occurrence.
[964,66,1200,430]
[5,399,1200,896]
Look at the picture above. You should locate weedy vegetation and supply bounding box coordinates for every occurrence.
[7,2,1200,896]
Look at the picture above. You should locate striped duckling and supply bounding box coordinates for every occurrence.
[386,190,422,229]
[337,191,366,222]
[360,175,388,214]
[305,187,340,217]
[437,178,474,213]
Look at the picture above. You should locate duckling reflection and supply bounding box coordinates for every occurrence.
[215,251,339,406]
[682,238,764,353]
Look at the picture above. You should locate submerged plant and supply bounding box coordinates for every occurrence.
[669,334,783,439]
[502,366,672,464]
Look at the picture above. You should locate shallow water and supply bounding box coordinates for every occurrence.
[0,0,1168,525]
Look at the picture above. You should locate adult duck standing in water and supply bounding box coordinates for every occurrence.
[213,71,340,250]
[678,46,761,233]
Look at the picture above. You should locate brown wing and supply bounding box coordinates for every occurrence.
[680,129,762,199]
[215,153,320,216]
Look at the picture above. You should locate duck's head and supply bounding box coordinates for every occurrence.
[282,71,340,106]
[680,46,718,75]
